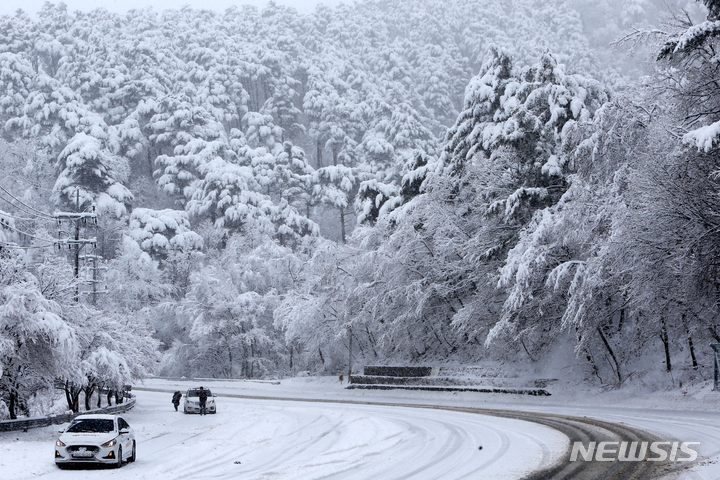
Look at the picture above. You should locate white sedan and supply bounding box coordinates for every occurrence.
[55,413,136,468]
[183,387,217,414]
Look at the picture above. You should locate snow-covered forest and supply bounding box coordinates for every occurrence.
[1,0,718,418]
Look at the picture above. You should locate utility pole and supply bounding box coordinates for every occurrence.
[74,189,80,302]
[347,325,353,384]
[80,249,105,305]
[54,197,98,303]
[92,249,97,305]
[74,196,80,300]
[712,344,720,391]
[80,218,104,305]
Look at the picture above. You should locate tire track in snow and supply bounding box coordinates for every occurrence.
[133,388,561,478]
[132,387,674,479]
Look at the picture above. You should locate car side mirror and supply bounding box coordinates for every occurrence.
[119,428,130,434]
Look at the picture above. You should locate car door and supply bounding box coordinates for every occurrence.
[117,417,133,457]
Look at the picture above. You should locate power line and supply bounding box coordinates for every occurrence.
[0,184,55,218]
[0,193,55,222]
[5,215,54,222]
[0,187,106,302]
[0,220,58,244]
[0,184,55,220]
[0,241,56,250]
[0,192,51,220]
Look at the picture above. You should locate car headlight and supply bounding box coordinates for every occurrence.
[56,440,66,447]
[101,438,117,447]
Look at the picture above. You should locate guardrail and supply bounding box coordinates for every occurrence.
[148,376,280,383]
[0,395,136,433]
[363,366,434,377]
[346,384,551,396]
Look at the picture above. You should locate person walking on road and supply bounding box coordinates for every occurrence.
[172,391,182,411]
[198,386,208,415]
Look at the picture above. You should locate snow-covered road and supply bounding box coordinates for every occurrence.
[0,387,567,480]
[4,377,720,479]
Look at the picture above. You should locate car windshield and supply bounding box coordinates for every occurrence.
[66,419,115,433]
[187,389,211,397]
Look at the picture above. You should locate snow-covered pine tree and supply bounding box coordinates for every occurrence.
[126,208,203,261]
[53,132,133,217]
[186,156,272,235]
[312,165,357,243]
[151,87,232,203]
[443,48,608,224]
[273,141,316,218]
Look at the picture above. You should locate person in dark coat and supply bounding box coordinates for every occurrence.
[172,391,182,411]
[198,386,208,415]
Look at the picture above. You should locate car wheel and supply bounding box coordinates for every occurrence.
[116,446,123,468]
[129,441,136,462]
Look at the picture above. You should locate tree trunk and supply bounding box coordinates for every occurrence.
[597,326,622,383]
[365,325,378,358]
[65,381,82,413]
[688,335,698,370]
[84,384,97,411]
[709,325,720,343]
[682,315,698,370]
[578,330,601,382]
[8,390,17,420]
[660,319,672,373]
[520,336,536,362]
[18,396,29,417]
[65,383,72,411]
[339,207,346,244]
[147,147,154,176]
[316,139,323,168]
[250,341,256,378]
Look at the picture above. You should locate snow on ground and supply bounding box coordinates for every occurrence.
[0,378,567,480]
[138,376,720,480]
[2,376,720,479]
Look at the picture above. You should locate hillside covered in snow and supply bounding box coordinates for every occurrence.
[0,0,718,419]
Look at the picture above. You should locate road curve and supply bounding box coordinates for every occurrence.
[133,386,693,480]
